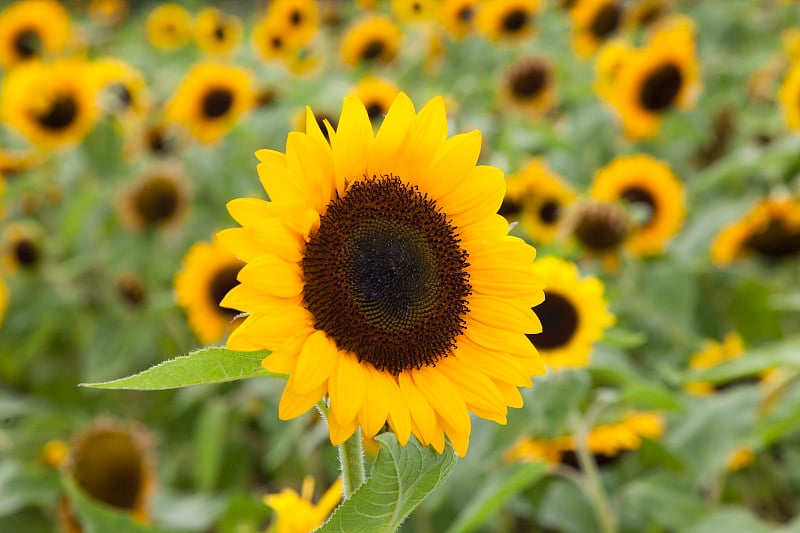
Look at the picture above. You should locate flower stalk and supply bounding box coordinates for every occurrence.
[338,428,366,498]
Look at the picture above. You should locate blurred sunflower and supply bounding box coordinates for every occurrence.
[115,272,147,309]
[506,411,664,466]
[59,420,155,533]
[684,332,755,395]
[590,154,685,257]
[392,0,440,23]
[0,276,7,327]
[265,476,342,533]
[569,0,624,58]
[117,163,189,233]
[340,14,402,67]
[440,0,479,39]
[194,7,242,56]
[499,56,557,119]
[711,196,800,265]
[568,200,634,266]
[0,0,71,69]
[165,62,255,144]
[0,148,43,176]
[778,62,800,131]
[596,17,700,140]
[352,76,400,123]
[145,3,192,51]
[88,0,128,28]
[252,14,296,62]
[501,159,575,245]
[217,93,546,456]
[2,222,41,272]
[269,0,320,47]
[624,0,669,32]
[174,239,245,345]
[527,257,614,369]
[1,59,98,150]
[476,0,540,42]
[91,57,148,122]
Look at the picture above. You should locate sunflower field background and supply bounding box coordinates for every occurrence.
[2,0,800,532]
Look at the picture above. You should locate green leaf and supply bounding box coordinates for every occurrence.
[620,382,684,411]
[317,433,457,533]
[61,476,174,533]
[689,335,800,384]
[445,462,548,533]
[194,398,229,491]
[621,473,710,530]
[79,348,278,390]
[685,507,774,533]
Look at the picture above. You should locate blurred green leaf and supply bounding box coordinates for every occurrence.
[602,328,647,349]
[445,462,547,533]
[621,473,709,530]
[0,461,59,517]
[620,382,684,411]
[80,349,277,390]
[194,399,228,492]
[690,335,800,384]
[215,492,271,533]
[684,507,775,533]
[317,433,457,533]
[62,476,173,533]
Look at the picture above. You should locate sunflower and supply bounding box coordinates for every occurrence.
[2,222,41,271]
[596,17,700,140]
[264,476,343,533]
[684,332,751,396]
[505,411,664,466]
[711,196,800,265]
[0,276,7,328]
[623,0,670,32]
[352,76,400,123]
[392,0,440,23]
[88,0,128,28]
[476,0,541,43]
[499,56,557,119]
[59,419,155,533]
[145,3,192,51]
[590,154,685,257]
[90,57,149,122]
[340,14,403,68]
[252,14,296,62]
[501,159,575,246]
[569,0,624,58]
[778,62,800,131]
[268,0,320,47]
[193,7,242,57]
[526,257,614,369]
[1,59,98,150]
[217,93,546,457]
[116,272,147,309]
[0,0,71,69]
[440,0,479,39]
[165,62,255,144]
[0,148,44,176]
[174,239,245,345]
[117,163,189,233]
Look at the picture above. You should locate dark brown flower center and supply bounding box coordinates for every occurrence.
[271,36,283,50]
[290,9,303,26]
[209,263,242,316]
[361,39,385,61]
[314,112,338,143]
[14,238,39,267]
[744,219,800,260]
[457,6,474,22]
[572,202,631,252]
[110,83,133,110]
[72,430,144,510]
[202,88,234,119]
[502,9,528,33]
[36,95,78,131]
[133,176,179,225]
[365,101,385,121]
[509,61,549,99]
[639,63,683,112]
[14,28,41,58]
[589,3,621,39]
[528,292,578,349]
[302,176,471,375]
[714,375,760,392]
[116,273,146,307]
[539,200,560,224]
[213,24,225,41]
[499,197,523,218]
[560,448,627,469]
[620,186,656,226]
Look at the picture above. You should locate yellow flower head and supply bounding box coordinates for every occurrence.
[351,76,401,123]
[165,62,255,144]
[3,222,42,271]
[265,477,343,533]
[217,93,546,456]
[711,196,800,265]
[88,0,128,28]
[90,57,149,122]
[440,0,479,39]
[1,59,98,150]
[590,154,685,256]
[527,257,615,369]
[340,14,403,68]
[477,0,541,42]
[145,3,192,51]
[499,56,558,119]
[778,61,800,131]
[0,0,71,69]
[117,162,190,233]
[502,159,575,245]
[193,7,242,56]
[685,332,758,396]
[174,239,245,345]
[569,0,624,58]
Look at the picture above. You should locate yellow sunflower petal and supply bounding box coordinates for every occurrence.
[385,378,412,445]
[443,166,506,228]
[216,227,268,263]
[398,372,438,446]
[292,330,338,394]
[412,368,471,441]
[226,198,272,226]
[394,96,449,179]
[286,131,335,214]
[417,130,482,199]
[359,365,392,437]
[237,255,303,298]
[329,352,366,425]
[331,94,373,184]
[278,374,327,420]
[327,406,360,445]
[469,294,541,334]
[369,92,417,174]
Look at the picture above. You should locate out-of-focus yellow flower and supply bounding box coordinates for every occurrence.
[0,0,71,69]
[145,3,192,51]
[193,7,242,56]
[265,477,343,533]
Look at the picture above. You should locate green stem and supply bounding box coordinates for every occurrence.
[570,413,617,533]
[338,428,366,498]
